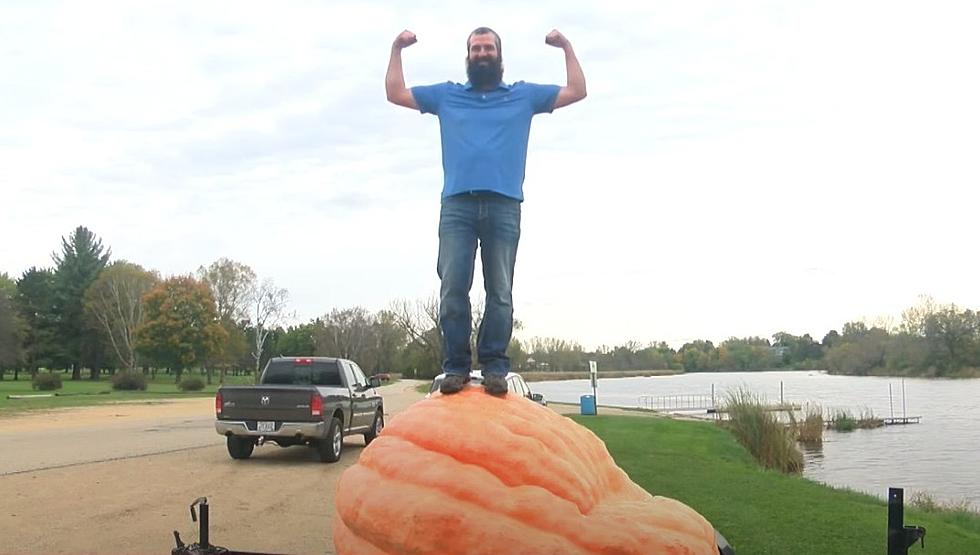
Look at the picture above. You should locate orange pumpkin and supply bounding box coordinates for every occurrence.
[333,386,718,555]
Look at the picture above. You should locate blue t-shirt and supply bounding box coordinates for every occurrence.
[411,80,560,201]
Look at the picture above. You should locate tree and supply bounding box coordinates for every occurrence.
[677,340,717,372]
[83,262,159,373]
[51,226,111,379]
[15,267,59,376]
[315,307,376,363]
[921,306,978,374]
[197,258,256,323]
[373,310,408,374]
[389,296,442,378]
[271,323,318,358]
[0,274,23,374]
[249,278,290,380]
[821,329,841,348]
[198,259,258,384]
[824,327,889,375]
[135,276,227,383]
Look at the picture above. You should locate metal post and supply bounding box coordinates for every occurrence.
[889,383,894,419]
[887,488,904,555]
[199,500,209,549]
[780,381,784,405]
[902,378,907,420]
[888,487,926,554]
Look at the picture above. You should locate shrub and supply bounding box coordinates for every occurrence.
[32,373,63,391]
[723,389,803,474]
[112,371,147,391]
[178,376,205,391]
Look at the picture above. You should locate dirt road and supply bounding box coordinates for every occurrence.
[0,381,429,555]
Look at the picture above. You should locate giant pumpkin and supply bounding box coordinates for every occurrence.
[333,386,718,555]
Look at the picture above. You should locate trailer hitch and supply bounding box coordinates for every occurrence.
[172,497,229,555]
[888,488,926,554]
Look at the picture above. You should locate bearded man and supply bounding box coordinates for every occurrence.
[385,27,587,395]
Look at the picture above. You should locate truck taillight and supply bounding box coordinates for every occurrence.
[215,392,222,415]
[311,394,322,417]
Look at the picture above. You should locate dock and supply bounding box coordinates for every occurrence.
[883,416,921,425]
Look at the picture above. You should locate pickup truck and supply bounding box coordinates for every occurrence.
[214,356,384,463]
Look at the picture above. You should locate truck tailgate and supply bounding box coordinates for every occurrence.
[219,386,318,422]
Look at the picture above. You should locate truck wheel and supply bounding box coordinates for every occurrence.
[226,436,254,460]
[316,417,344,463]
[364,410,384,445]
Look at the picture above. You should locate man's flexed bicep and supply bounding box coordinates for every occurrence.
[386,30,420,110]
[545,29,587,110]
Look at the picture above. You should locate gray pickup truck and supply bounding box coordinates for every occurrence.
[215,356,384,463]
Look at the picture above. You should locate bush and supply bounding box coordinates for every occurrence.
[178,376,205,391]
[32,373,63,391]
[112,372,147,391]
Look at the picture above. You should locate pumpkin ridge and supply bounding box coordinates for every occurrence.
[337,463,595,555]
[341,458,713,555]
[382,411,601,513]
[354,437,679,554]
[386,392,624,510]
[332,514,392,555]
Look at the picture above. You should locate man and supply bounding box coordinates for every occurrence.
[386,27,586,395]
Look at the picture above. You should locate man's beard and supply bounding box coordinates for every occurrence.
[466,58,503,89]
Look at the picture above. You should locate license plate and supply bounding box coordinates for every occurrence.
[257,421,276,433]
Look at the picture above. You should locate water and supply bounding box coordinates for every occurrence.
[532,371,980,507]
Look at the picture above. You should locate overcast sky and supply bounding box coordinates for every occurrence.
[3,1,978,350]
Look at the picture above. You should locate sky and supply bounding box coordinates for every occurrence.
[2,1,979,350]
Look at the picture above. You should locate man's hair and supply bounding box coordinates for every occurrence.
[467,27,502,59]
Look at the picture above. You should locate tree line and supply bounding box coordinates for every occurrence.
[1,227,978,381]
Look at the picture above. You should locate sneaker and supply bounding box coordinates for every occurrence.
[482,374,507,396]
[439,373,470,394]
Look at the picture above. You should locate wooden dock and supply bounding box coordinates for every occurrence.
[883,416,921,425]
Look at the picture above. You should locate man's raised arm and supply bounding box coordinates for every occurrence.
[386,30,419,110]
[545,30,587,110]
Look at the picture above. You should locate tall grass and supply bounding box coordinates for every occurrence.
[831,409,857,431]
[795,402,824,444]
[857,408,884,429]
[829,408,883,431]
[909,491,979,515]
[723,389,803,474]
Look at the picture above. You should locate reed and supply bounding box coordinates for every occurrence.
[722,388,803,473]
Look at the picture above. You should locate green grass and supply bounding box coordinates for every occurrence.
[0,372,253,414]
[1,372,405,415]
[575,415,980,554]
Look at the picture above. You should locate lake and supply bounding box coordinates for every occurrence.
[532,371,980,507]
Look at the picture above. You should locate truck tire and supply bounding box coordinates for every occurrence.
[316,417,344,463]
[364,410,384,445]
[226,436,254,460]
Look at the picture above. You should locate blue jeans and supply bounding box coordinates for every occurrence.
[437,193,521,378]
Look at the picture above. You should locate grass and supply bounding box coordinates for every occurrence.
[0,371,405,415]
[831,409,857,432]
[0,372,252,415]
[574,414,980,554]
[723,389,803,473]
[521,369,679,382]
[794,402,824,444]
